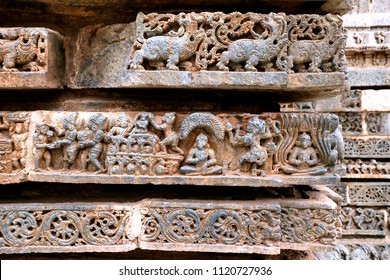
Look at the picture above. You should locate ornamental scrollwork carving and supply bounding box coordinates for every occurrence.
[344,138,390,158]
[348,185,390,205]
[140,207,281,246]
[31,111,344,179]
[128,12,346,73]
[0,29,47,72]
[0,210,132,247]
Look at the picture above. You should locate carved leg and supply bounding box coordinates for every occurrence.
[216,51,230,71]
[130,50,145,70]
[244,55,259,72]
[308,55,322,73]
[172,145,184,155]
[2,52,18,72]
[166,54,180,71]
[43,151,52,171]
[23,61,40,72]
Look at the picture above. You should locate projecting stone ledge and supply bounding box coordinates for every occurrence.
[0,188,341,255]
[0,28,64,89]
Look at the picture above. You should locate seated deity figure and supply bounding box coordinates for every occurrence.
[180,133,222,175]
[283,132,327,175]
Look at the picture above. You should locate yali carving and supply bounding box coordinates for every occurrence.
[128,12,346,73]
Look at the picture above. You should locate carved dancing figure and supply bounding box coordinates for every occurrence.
[33,123,56,171]
[105,113,133,152]
[10,121,29,170]
[77,127,93,172]
[283,133,327,175]
[79,113,107,173]
[228,117,275,176]
[150,112,184,154]
[180,133,222,175]
[53,113,79,170]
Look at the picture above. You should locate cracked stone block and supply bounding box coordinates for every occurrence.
[0,28,64,89]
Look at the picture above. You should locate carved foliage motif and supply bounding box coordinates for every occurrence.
[341,207,385,234]
[141,207,281,246]
[344,138,390,157]
[281,208,338,245]
[338,113,362,133]
[0,210,133,247]
[128,12,346,73]
[32,112,344,177]
[0,112,29,173]
[0,29,47,72]
[348,185,390,205]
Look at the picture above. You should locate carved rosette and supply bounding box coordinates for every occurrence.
[128,12,346,73]
[0,210,133,248]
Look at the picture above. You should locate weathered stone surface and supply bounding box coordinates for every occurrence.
[0,187,341,254]
[17,111,345,186]
[347,69,390,87]
[343,159,390,179]
[0,112,30,184]
[340,206,386,236]
[345,182,390,206]
[0,28,64,89]
[315,243,390,260]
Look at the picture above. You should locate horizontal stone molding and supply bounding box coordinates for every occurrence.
[347,68,390,87]
[0,111,345,185]
[346,183,390,206]
[0,190,340,254]
[343,136,390,158]
[343,159,390,179]
[0,28,64,89]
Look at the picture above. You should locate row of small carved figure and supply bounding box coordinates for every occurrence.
[32,112,343,176]
[341,207,385,232]
[0,29,47,72]
[129,12,347,73]
[344,159,390,175]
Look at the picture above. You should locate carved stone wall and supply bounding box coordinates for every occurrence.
[0,0,355,259]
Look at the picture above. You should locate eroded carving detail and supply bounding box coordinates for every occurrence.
[0,112,30,173]
[0,210,133,247]
[141,206,281,246]
[315,244,390,260]
[341,207,385,235]
[341,90,361,109]
[0,29,46,72]
[281,208,338,245]
[128,12,346,73]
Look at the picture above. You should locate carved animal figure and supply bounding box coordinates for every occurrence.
[129,13,205,70]
[0,30,45,72]
[376,162,390,174]
[216,13,288,72]
[285,14,346,73]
